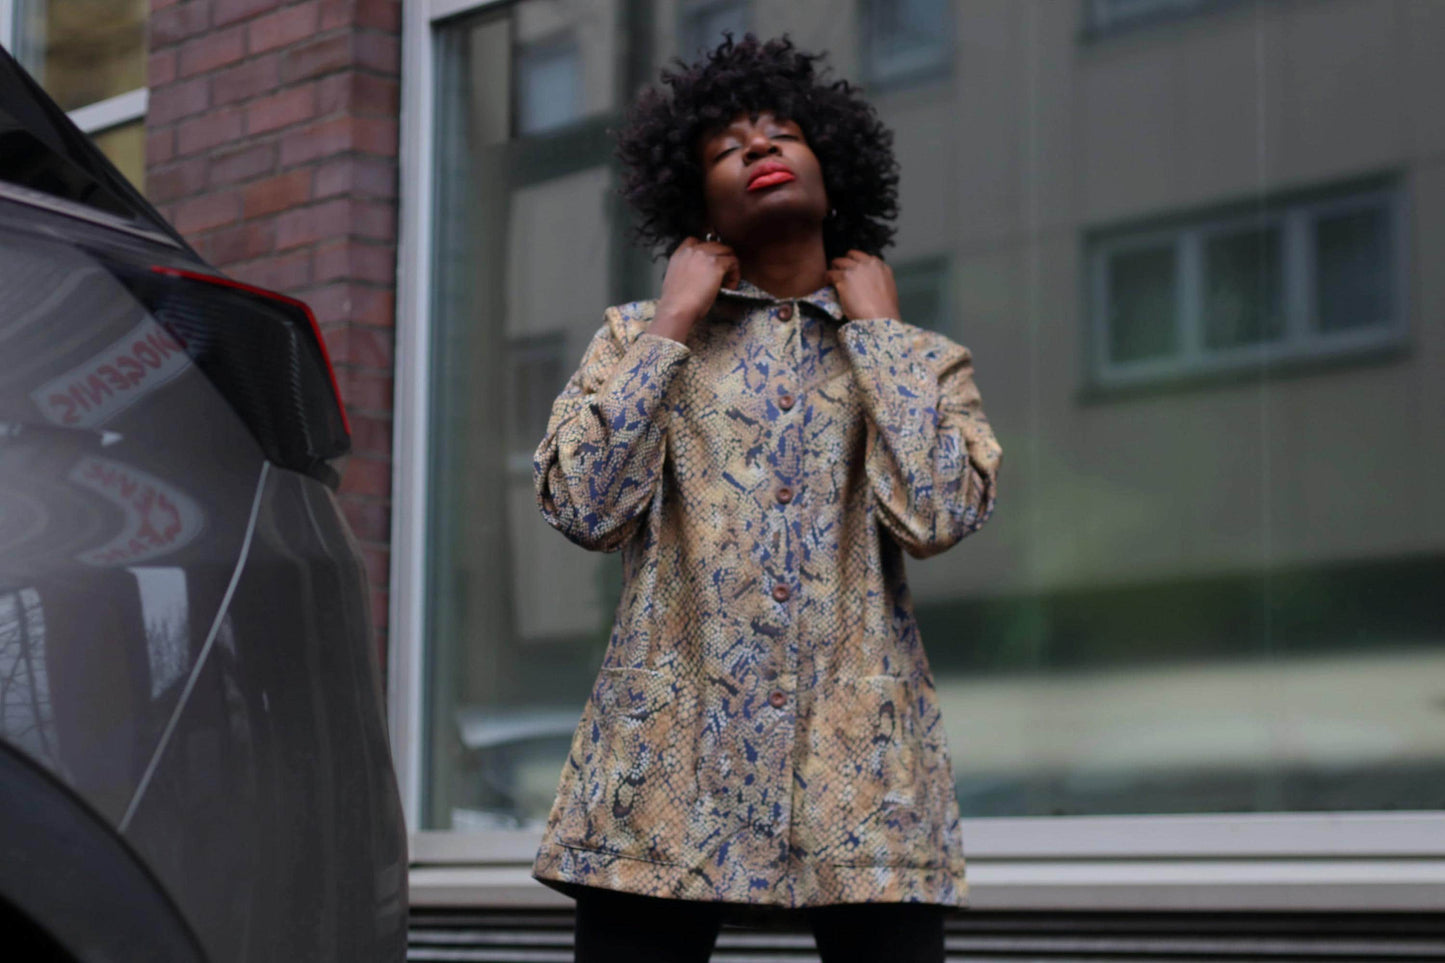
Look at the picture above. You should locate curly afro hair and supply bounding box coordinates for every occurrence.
[615,33,899,260]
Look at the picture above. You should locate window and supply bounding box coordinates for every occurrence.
[893,256,952,334]
[678,0,748,59]
[516,34,582,136]
[2,0,148,189]
[505,333,567,472]
[860,0,952,88]
[1088,182,1404,388]
[1086,0,1234,36]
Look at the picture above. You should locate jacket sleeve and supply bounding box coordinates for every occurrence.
[838,317,1002,559]
[533,308,691,552]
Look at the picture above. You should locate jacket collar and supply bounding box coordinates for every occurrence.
[715,278,846,322]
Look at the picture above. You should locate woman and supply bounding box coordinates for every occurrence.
[530,34,1002,963]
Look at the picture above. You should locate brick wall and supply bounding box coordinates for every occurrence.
[145,0,401,669]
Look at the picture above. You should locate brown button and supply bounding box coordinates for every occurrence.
[778,393,795,411]
[775,486,793,504]
[769,689,788,708]
[777,303,794,321]
[771,584,791,602]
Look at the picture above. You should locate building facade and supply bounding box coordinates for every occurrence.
[8,0,1442,955]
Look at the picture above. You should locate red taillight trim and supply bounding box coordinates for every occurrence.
[149,265,351,435]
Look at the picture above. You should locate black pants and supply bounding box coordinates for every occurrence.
[572,886,947,963]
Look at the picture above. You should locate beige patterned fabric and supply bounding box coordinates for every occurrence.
[530,281,1002,908]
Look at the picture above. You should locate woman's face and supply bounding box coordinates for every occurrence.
[697,111,829,247]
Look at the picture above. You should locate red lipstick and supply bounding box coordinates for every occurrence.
[747,161,796,191]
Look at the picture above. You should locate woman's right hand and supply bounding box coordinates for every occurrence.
[648,237,740,343]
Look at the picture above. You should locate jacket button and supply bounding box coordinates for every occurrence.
[778,393,795,410]
[772,584,791,602]
[777,303,793,321]
[776,486,793,504]
[769,689,788,708]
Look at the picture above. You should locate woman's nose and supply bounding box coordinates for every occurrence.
[743,134,779,161]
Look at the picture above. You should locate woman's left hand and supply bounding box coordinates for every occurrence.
[827,250,901,322]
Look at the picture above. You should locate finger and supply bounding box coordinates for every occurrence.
[830,256,858,270]
[846,249,875,261]
[721,257,741,290]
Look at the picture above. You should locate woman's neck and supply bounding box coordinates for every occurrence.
[737,230,829,300]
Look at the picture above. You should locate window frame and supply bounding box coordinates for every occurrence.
[1087,181,1408,391]
[677,0,750,61]
[396,0,1445,911]
[0,0,148,141]
[1083,0,1242,39]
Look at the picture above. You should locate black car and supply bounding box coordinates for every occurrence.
[0,45,407,961]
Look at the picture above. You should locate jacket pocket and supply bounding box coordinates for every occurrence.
[817,674,934,868]
[555,666,698,866]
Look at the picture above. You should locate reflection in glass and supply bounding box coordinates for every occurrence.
[424,0,1445,832]
[679,0,749,60]
[1107,245,1177,363]
[517,36,583,136]
[860,0,952,86]
[0,589,59,770]
[1315,206,1391,333]
[1203,224,1283,348]
[13,0,147,112]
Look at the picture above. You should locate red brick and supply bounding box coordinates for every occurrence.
[213,0,281,27]
[318,0,351,31]
[149,50,178,87]
[314,155,395,199]
[359,543,391,586]
[355,31,399,73]
[280,33,353,83]
[178,26,247,77]
[174,191,241,235]
[149,77,210,126]
[211,54,281,104]
[152,0,211,47]
[275,197,352,250]
[355,0,400,32]
[339,495,389,542]
[353,116,398,156]
[341,326,393,370]
[176,107,243,156]
[204,218,277,264]
[347,411,391,456]
[146,128,176,166]
[313,240,395,284]
[353,199,395,240]
[342,369,393,412]
[245,83,317,134]
[248,1,321,54]
[242,167,312,217]
[277,116,351,165]
[149,156,210,203]
[229,249,313,292]
[316,71,397,117]
[339,455,389,497]
[208,141,276,185]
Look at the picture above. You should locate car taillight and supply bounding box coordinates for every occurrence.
[113,264,351,484]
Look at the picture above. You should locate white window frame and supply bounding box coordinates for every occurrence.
[394,0,1445,910]
[0,0,148,137]
[1088,184,1408,390]
[1086,0,1234,36]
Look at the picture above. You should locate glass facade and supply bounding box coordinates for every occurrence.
[420,0,1445,835]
